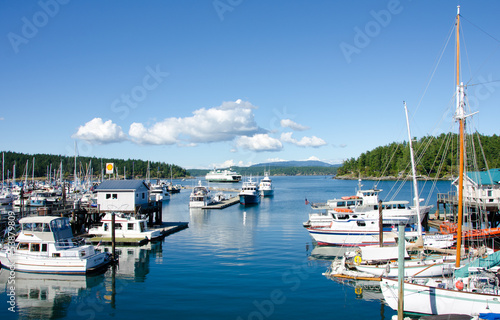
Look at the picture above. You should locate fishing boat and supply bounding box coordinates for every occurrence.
[189,181,213,208]
[0,216,111,274]
[239,177,260,205]
[259,171,274,197]
[381,7,500,317]
[88,212,161,241]
[205,168,242,182]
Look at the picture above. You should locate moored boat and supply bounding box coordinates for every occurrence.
[88,212,161,241]
[259,171,274,197]
[239,177,260,205]
[0,216,111,274]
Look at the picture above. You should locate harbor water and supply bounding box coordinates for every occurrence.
[0,176,452,320]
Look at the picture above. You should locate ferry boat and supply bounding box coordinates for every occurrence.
[0,216,111,274]
[189,181,213,208]
[88,212,161,241]
[239,177,260,205]
[259,171,274,197]
[205,168,242,182]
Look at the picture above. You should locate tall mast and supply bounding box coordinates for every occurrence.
[404,102,423,241]
[455,5,465,268]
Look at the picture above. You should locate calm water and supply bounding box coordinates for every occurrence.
[0,176,452,320]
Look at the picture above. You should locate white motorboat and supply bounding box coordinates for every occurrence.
[0,216,111,274]
[149,183,170,202]
[88,212,161,241]
[205,168,242,182]
[239,177,260,205]
[189,181,213,208]
[0,188,14,204]
[259,171,274,197]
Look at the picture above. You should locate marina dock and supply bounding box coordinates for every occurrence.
[202,196,240,209]
[88,221,189,246]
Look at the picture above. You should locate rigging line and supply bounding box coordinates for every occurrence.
[413,22,455,115]
[461,15,500,44]
[466,80,500,87]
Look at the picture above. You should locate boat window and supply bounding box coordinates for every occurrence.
[52,253,60,257]
[41,244,48,252]
[337,201,346,207]
[336,214,349,220]
[43,223,50,232]
[347,201,356,206]
[115,223,123,230]
[18,243,29,250]
[128,223,134,230]
[140,222,146,232]
[31,243,40,252]
[104,223,109,231]
[33,223,43,232]
[106,194,111,199]
[374,205,378,210]
[22,223,33,231]
[80,251,86,257]
[398,203,406,209]
[357,221,366,227]
[392,204,397,209]
[112,194,118,199]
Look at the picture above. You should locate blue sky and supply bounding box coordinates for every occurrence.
[1,0,500,169]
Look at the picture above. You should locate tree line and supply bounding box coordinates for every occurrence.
[187,166,339,177]
[0,151,188,180]
[336,133,500,179]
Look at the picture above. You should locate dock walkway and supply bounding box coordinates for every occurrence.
[202,196,240,209]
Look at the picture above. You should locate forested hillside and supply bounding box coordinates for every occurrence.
[188,165,339,177]
[336,133,500,179]
[0,151,188,179]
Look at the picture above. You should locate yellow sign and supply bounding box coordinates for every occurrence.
[105,163,114,174]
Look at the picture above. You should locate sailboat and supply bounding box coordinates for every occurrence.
[381,7,500,316]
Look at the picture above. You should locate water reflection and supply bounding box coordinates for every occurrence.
[0,242,162,318]
[0,269,105,319]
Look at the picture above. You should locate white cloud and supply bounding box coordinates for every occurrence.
[236,134,283,152]
[305,156,320,161]
[129,99,263,145]
[280,119,309,131]
[280,132,327,148]
[72,118,127,144]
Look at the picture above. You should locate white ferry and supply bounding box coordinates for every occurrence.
[205,168,242,182]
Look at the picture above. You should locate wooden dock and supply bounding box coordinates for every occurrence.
[202,196,240,209]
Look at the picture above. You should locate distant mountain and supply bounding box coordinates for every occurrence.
[250,160,338,168]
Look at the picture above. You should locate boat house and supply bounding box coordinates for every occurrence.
[437,168,500,226]
[94,180,150,212]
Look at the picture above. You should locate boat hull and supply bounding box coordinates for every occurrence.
[239,194,260,205]
[0,252,110,274]
[381,278,500,316]
[355,259,455,278]
[307,227,401,246]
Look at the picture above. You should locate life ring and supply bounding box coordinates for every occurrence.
[354,286,363,295]
[354,255,362,265]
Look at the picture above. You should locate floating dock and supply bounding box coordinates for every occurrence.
[202,196,240,209]
[88,222,189,246]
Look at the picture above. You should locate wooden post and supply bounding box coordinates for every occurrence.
[397,224,405,320]
[111,212,116,261]
[378,200,383,247]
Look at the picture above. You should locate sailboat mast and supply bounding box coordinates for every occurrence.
[404,102,423,239]
[455,5,464,268]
